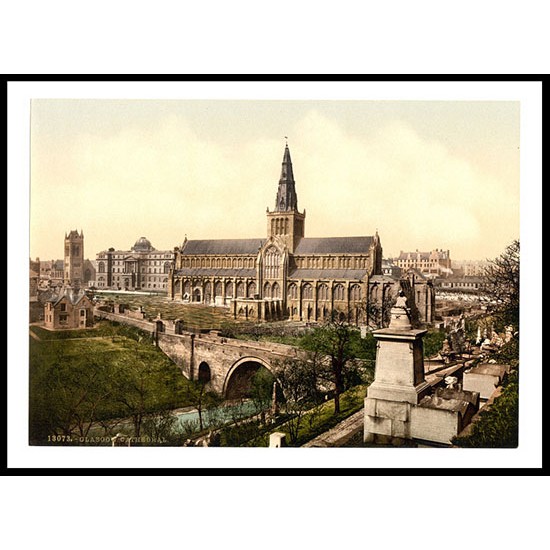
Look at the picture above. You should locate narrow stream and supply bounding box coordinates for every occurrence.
[174,400,258,430]
[87,399,260,441]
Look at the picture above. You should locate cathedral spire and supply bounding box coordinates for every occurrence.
[275,143,298,211]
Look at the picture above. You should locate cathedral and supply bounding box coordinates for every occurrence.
[169,144,434,326]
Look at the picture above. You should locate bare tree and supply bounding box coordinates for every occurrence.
[484,240,520,330]
[300,316,357,415]
[365,289,394,329]
[185,380,223,432]
[273,357,322,444]
[249,368,276,424]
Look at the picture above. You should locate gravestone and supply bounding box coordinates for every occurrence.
[269,432,287,447]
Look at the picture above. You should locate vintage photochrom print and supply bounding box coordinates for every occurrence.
[27,87,524,458]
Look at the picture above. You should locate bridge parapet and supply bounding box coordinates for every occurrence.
[157,329,305,395]
[95,308,306,396]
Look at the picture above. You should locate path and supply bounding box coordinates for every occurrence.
[301,409,364,447]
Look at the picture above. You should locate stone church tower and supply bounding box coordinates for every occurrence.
[170,142,439,326]
[266,144,305,253]
[64,230,84,287]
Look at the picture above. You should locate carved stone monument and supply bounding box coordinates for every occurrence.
[364,292,430,443]
[364,291,479,445]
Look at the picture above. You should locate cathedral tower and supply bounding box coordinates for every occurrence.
[64,230,84,287]
[266,143,305,253]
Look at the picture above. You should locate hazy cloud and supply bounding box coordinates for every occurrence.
[30,105,519,262]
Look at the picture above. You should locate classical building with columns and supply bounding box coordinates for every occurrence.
[95,237,174,292]
[169,145,434,326]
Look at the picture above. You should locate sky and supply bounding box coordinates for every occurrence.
[29,98,520,262]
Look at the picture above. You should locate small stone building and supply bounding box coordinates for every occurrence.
[43,286,95,330]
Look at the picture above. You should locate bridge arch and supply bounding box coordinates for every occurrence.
[223,356,274,399]
[198,361,211,383]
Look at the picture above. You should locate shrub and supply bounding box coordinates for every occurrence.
[452,369,518,448]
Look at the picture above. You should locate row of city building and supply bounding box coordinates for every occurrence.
[30,144,489,329]
[31,239,487,295]
[30,233,173,294]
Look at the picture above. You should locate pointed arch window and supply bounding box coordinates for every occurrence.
[225,280,233,298]
[334,284,345,301]
[236,281,245,297]
[247,281,256,297]
[288,283,298,299]
[350,284,362,301]
[318,283,329,301]
[263,246,280,279]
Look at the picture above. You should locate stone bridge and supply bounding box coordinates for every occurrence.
[95,307,303,398]
[157,331,303,397]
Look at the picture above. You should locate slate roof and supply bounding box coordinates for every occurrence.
[174,268,256,278]
[369,274,398,283]
[294,236,374,255]
[405,268,428,280]
[398,251,431,260]
[38,288,59,304]
[132,236,155,252]
[177,236,376,256]
[180,239,263,255]
[45,286,91,306]
[397,250,449,260]
[288,268,367,281]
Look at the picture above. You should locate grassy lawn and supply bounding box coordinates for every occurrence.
[244,384,368,447]
[29,322,194,444]
[95,292,237,330]
[30,323,120,340]
[31,334,153,358]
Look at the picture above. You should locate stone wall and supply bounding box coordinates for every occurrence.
[95,307,304,396]
[96,309,156,333]
[410,405,463,445]
[156,332,194,379]
[463,363,510,400]
[157,328,303,395]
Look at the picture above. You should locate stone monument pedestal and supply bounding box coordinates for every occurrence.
[364,297,481,445]
[364,302,430,443]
